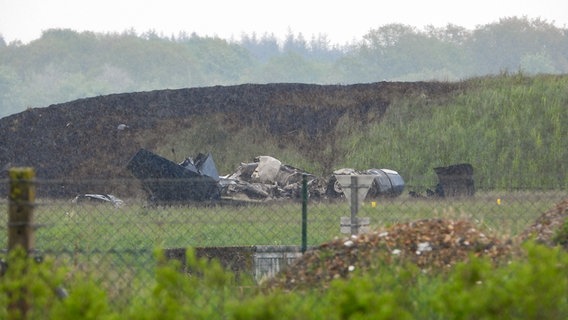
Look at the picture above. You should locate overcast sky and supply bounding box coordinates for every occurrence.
[1,0,567,45]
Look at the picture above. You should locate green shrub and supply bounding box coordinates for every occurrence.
[2,244,567,319]
[49,277,111,320]
[432,243,568,319]
[552,218,568,249]
[123,248,241,319]
[0,249,60,319]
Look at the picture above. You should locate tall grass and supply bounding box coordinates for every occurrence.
[344,74,568,189]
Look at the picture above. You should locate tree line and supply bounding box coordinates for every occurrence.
[1,16,567,118]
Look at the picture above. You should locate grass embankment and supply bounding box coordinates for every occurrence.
[157,74,567,189]
[348,74,568,189]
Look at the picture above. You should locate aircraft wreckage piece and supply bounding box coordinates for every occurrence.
[72,194,124,208]
[408,163,475,198]
[221,156,326,200]
[433,163,474,197]
[326,168,405,199]
[126,149,221,203]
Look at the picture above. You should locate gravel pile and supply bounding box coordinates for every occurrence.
[266,199,568,290]
[520,199,568,249]
[268,218,515,290]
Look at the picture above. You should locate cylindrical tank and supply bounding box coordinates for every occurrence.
[366,169,405,198]
[326,168,405,199]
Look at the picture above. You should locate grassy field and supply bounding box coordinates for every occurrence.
[1,190,564,249]
[1,189,566,306]
[1,191,561,249]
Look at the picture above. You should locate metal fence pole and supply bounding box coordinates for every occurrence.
[7,167,36,318]
[301,174,308,253]
[350,176,359,235]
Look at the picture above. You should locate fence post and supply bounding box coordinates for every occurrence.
[301,174,308,253]
[7,167,35,318]
[8,167,35,252]
[337,175,373,235]
[349,176,359,235]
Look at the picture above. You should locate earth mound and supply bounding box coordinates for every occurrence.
[0,82,460,198]
[520,199,568,250]
[267,218,515,290]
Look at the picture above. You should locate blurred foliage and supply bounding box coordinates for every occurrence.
[1,243,566,319]
[1,16,567,118]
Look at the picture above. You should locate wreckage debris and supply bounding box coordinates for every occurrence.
[72,194,124,208]
[409,163,475,198]
[126,149,221,204]
[434,163,475,197]
[325,168,405,199]
[126,150,326,204]
[127,149,407,204]
[222,155,326,201]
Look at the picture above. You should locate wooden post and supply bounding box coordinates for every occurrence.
[7,167,35,319]
[8,167,36,252]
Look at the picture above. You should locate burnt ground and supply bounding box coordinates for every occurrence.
[0,81,460,198]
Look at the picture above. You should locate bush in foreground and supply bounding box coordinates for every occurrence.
[0,244,567,319]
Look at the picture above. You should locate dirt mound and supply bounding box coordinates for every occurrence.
[0,82,460,198]
[267,201,568,291]
[520,199,568,249]
[267,218,514,290]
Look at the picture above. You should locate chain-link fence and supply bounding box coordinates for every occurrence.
[1,175,566,308]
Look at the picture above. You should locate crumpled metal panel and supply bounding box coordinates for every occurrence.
[127,149,220,203]
[433,163,475,197]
